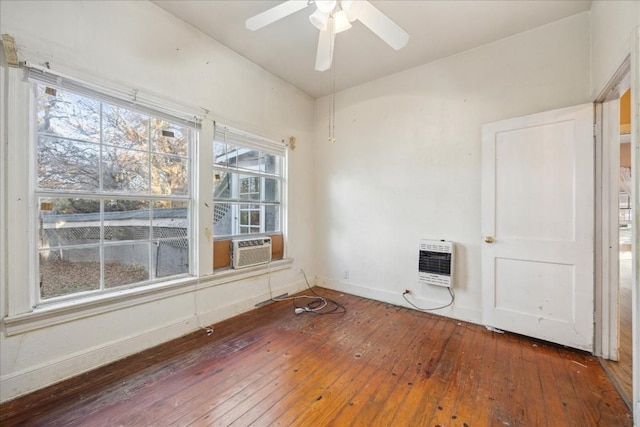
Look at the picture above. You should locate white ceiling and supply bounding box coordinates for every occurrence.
[152,0,592,99]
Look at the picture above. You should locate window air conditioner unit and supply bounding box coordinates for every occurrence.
[418,240,454,288]
[232,237,272,269]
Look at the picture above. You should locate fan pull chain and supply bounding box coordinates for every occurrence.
[328,16,336,143]
[330,47,336,143]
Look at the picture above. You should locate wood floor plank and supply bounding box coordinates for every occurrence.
[346,312,445,427]
[602,286,633,408]
[52,304,308,425]
[156,297,357,426]
[407,318,467,425]
[224,302,391,426]
[103,296,368,426]
[448,325,497,426]
[169,311,349,426]
[284,307,427,426]
[323,310,432,426]
[197,297,381,426]
[0,287,632,427]
[562,346,632,426]
[375,317,457,425]
[426,320,482,427]
[534,341,573,427]
[194,302,374,426]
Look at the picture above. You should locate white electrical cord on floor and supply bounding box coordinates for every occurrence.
[266,267,345,315]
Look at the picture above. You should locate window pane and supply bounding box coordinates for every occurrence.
[36,85,101,144]
[250,210,260,225]
[104,243,150,288]
[264,177,280,202]
[39,246,100,299]
[154,239,189,278]
[102,104,149,150]
[239,203,261,232]
[263,153,279,174]
[213,142,237,168]
[39,197,101,249]
[151,201,188,241]
[213,203,233,236]
[151,154,188,195]
[265,205,280,233]
[104,200,150,241]
[239,175,260,201]
[213,141,225,164]
[236,148,260,171]
[38,136,100,191]
[102,147,150,193]
[151,120,188,157]
[213,170,234,200]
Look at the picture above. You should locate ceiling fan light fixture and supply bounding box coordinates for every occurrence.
[315,0,337,14]
[309,9,329,31]
[333,10,352,33]
[245,0,410,72]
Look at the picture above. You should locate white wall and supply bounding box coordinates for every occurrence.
[0,1,315,402]
[313,13,591,323]
[590,0,640,99]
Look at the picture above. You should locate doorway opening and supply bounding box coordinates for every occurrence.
[599,82,633,409]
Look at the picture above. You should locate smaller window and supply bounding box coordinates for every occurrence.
[212,125,285,239]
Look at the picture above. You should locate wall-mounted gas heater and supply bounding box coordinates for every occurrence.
[232,237,272,269]
[419,240,455,288]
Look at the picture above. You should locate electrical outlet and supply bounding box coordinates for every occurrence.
[343,270,350,280]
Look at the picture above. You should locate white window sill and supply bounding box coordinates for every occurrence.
[2,259,293,336]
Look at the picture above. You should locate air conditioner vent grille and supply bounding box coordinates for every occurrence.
[232,238,271,269]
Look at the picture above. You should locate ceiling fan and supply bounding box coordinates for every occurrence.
[246,0,410,72]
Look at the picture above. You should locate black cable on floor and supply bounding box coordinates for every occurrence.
[402,287,454,311]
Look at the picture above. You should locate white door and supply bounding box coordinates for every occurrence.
[481,104,594,351]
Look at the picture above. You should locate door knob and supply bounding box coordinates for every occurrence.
[484,236,494,243]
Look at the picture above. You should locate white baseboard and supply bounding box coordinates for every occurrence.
[317,277,482,325]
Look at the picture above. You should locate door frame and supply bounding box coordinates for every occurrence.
[594,27,639,421]
[594,58,628,361]
[632,25,639,423]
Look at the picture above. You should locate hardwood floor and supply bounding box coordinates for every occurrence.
[0,288,632,426]
[601,285,633,409]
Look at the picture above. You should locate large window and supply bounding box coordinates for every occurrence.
[212,125,284,238]
[34,80,194,301]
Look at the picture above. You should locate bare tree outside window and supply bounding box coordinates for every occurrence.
[35,84,192,300]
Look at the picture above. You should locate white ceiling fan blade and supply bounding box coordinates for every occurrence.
[315,29,335,71]
[246,0,309,31]
[356,1,409,50]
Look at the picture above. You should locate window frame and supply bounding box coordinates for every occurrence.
[29,71,200,306]
[212,123,286,241]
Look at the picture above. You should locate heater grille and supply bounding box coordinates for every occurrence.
[232,237,272,269]
[419,240,454,288]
